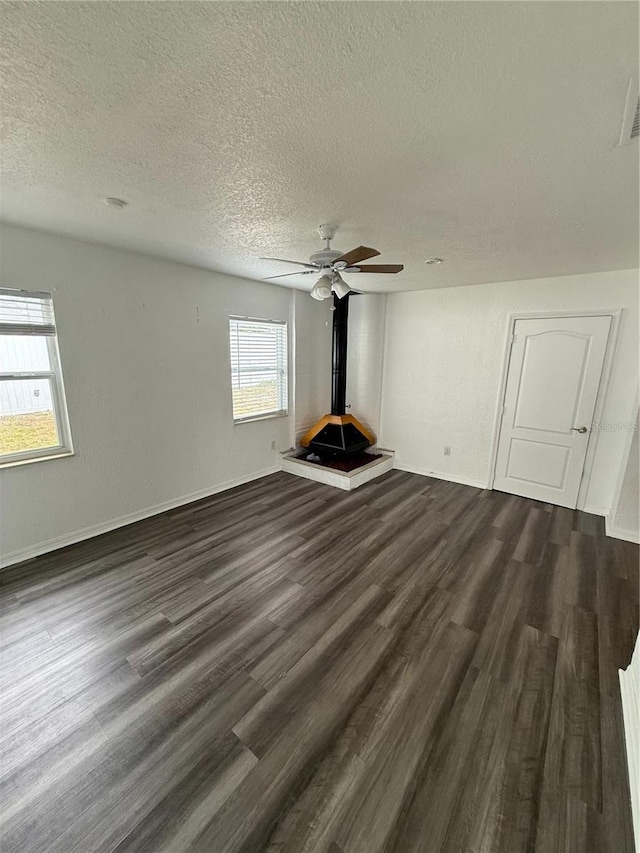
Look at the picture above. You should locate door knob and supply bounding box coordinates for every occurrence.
[571,426,588,434]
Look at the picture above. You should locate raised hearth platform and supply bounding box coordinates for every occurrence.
[281,449,394,491]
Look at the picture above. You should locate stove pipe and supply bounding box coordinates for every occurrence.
[331,292,349,415]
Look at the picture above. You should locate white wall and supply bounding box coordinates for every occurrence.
[380,269,639,513]
[347,294,386,440]
[0,224,327,565]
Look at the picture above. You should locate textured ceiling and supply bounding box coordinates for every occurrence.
[1,1,638,292]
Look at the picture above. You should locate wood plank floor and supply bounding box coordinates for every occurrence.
[1,470,638,853]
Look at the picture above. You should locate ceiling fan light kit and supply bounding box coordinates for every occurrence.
[311,277,333,301]
[261,226,404,299]
[331,275,351,300]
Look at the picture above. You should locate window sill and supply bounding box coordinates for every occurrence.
[233,411,289,425]
[0,449,75,469]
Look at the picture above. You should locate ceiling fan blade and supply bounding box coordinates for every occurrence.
[260,257,318,269]
[354,264,404,274]
[262,270,317,279]
[333,245,381,266]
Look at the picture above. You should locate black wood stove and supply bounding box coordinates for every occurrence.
[300,293,375,456]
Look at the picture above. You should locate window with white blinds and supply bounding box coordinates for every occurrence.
[0,289,56,336]
[0,288,73,465]
[229,317,288,422]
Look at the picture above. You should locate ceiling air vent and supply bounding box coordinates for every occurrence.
[618,77,639,145]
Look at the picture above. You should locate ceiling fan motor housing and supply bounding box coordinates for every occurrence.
[309,249,342,267]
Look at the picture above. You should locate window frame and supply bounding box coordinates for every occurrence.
[0,290,74,468]
[229,315,289,424]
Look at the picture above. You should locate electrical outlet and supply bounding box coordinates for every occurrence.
[270,440,276,450]
[444,446,451,456]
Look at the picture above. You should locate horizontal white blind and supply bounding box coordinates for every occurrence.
[0,288,56,336]
[229,317,288,421]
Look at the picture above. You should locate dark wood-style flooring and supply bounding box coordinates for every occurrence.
[1,470,638,853]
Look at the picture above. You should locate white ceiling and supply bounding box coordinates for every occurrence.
[1,2,638,292]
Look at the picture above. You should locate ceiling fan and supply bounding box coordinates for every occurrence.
[261,225,404,300]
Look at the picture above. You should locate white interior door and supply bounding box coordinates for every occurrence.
[493,315,611,508]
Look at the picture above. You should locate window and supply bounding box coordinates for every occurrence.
[0,288,73,465]
[229,317,288,422]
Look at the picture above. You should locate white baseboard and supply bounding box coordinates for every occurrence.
[605,515,640,544]
[393,462,486,491]
[0,466,280,569]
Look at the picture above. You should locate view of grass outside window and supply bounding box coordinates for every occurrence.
[0,403,59,455]
[0,289,72,464]
[232,380,278,419]
[229,317,288,422]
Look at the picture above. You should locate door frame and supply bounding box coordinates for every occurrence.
[487,308,622,512]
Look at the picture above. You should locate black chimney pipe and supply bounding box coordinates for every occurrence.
[331,292,349,415]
